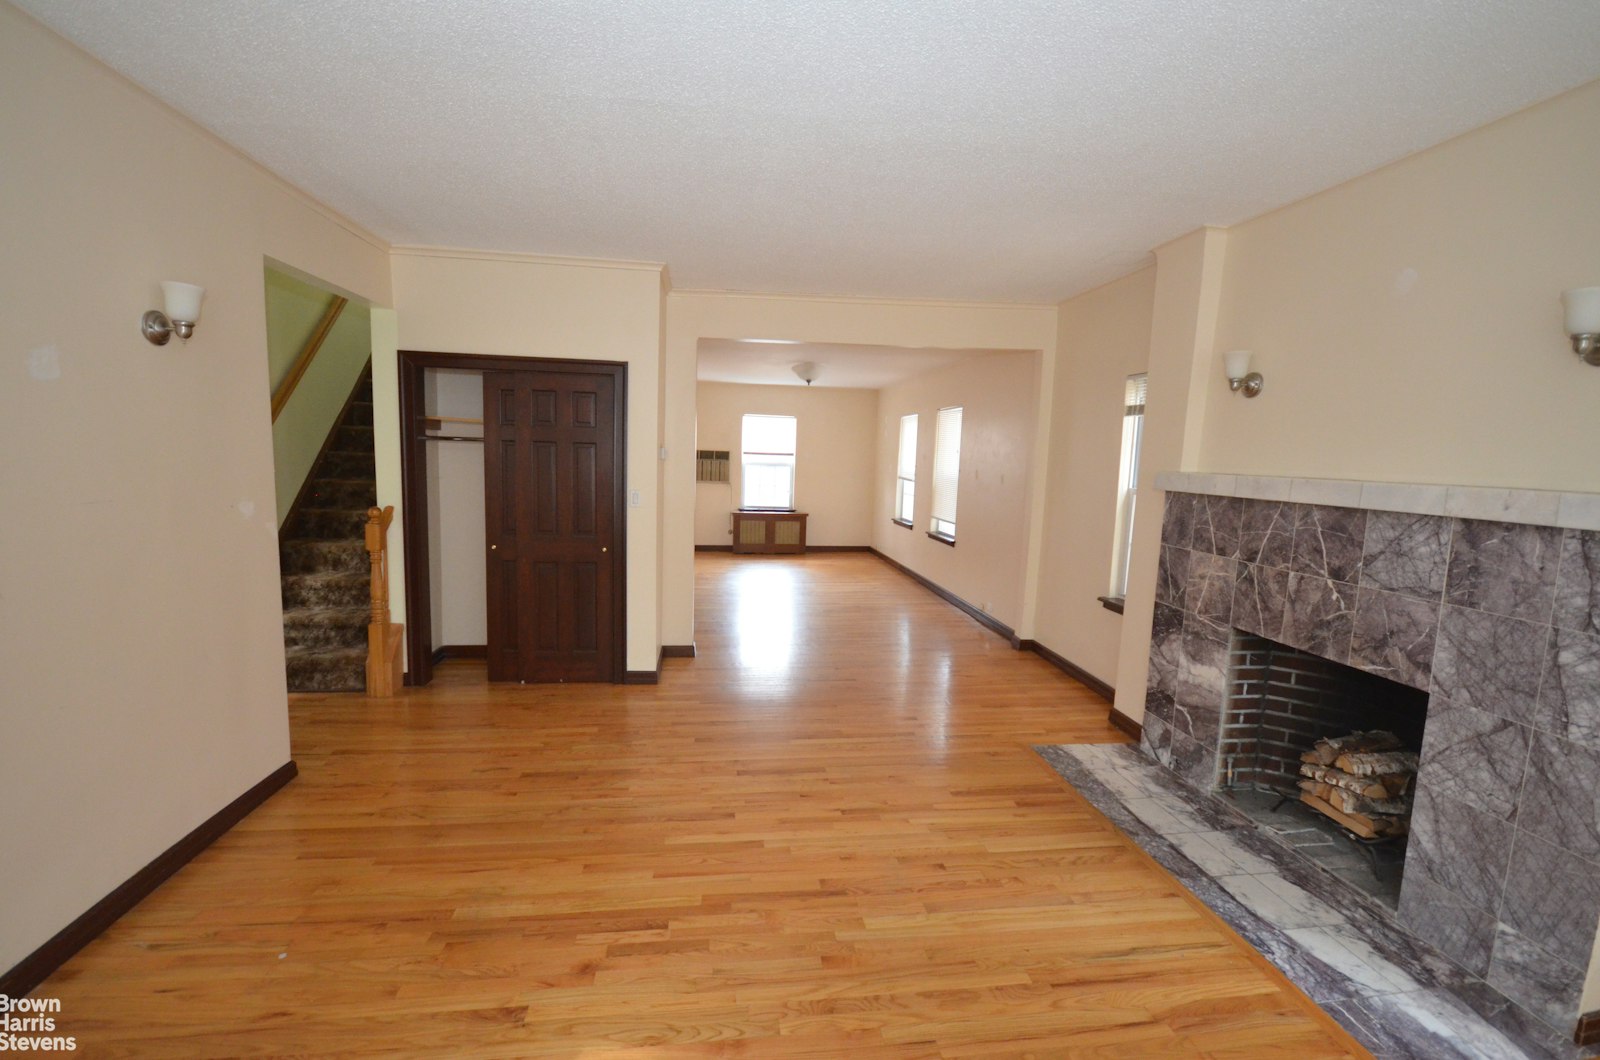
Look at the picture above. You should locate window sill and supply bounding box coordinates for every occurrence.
[891,518,913,529]
[1097,595,1126,615]
[926,531,956,547]
[739,507,796,513]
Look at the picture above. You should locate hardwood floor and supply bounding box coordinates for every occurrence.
[39,552,1367,1057]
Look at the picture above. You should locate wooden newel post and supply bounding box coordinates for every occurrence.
[364,505,404,697]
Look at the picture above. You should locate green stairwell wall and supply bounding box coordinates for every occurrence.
[266,267,374,525]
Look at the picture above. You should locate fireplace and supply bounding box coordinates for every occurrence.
[1142,482,1600,1032]
[1221,632,1428,795]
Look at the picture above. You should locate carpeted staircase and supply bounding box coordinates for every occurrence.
[279,370,376,691]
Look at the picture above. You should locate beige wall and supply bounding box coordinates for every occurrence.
[0,4,391,972]
[1032,266,1157,686]
[423,369,487,647]
[694,381,878,547]
[1201,78,1600,494]
[266,268,373,523]
[386,249,664,672]
[872,352,1041,630]
[663,291,1058,647]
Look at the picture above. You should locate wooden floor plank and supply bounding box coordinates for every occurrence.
[33,552,1367,1057]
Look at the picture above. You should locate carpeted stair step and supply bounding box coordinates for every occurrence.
[282,606,369,651]
[300,478,377,510]
[334,424,374,451]
[284,646,366,692]
[285,507,371,541]
[282,570,370,610]
[321,449,375,478]
[281,539,367,576]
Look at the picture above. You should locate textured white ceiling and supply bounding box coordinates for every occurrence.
[18,1,1600,303]
[697,339,997,389]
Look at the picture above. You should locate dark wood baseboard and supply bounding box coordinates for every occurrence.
[623,669,660,685]
[868,548,1016,643]
[1575,1010,1600,1047]
[0,761,298,998]
[1013,639,1116,703]
[660,644,697,659]
[431,644,487,664]
[696,544,869,554]
[1107,706,1143,741]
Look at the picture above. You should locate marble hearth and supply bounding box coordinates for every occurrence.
[1141,476,1600,1035]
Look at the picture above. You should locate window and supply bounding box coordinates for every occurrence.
[1109,373,1147,600]
[740,414,797,510]
[928,406,962,542]
[894,414,917,526]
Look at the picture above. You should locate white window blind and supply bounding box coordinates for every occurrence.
[1111,373,1148,597]
[929,406,962,539]
[741,414,798,510]
[895,414,918,523]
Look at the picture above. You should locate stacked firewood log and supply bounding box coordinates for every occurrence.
[1297,731,1418,838]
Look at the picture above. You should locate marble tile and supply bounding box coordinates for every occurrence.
[1155,544,1189,608]
[1181,473,1237,497]
[1444,519,1562,623]
[1284,926,1421,996]
[1445,486,1563,527]
[1234,499,1296,569]
[1281,574,1356,664]
[1359,988,1564,1060]
[1231,562,1289,641]
[1291,504,1368,583]
[1191,494,1242,557]
[1161,491,1196,547]
[1184,551,1237,624]
[1485,922,1586,1034]
[1430,605,1546,726]
[1556,492,1600,533]
[1406,785,1515,913]
[1290,477,1365,507]
[1397,866,1497,976]
[1175,612,1228,730]
[1499,830,1600,970]
[1414,696,1530,823]
[1361,510,1452,600]
[1163,828,1279,877]
[1168,729,1219,790]
[1447,979,1592,1060]
[1362,481,1450,517]
[1139,711,1172,765]
[1536,625,1600,748]
[1515,730,1600,862]
[1350,586,1439,691]
[1123,792,1206,835]
[1234,474,1293,501]
[1146,602,1183,699]
[1553,529,1600,635]
[1215,872,1344,929]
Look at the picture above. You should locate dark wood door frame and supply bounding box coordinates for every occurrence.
[397,350,628,686]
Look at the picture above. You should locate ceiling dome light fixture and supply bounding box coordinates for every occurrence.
[792,361,820,386]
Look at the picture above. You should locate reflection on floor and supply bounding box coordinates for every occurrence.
[1035,743,1590,1060]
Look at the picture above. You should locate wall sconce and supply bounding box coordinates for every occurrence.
[141,281,205,345]
[792,361,820,386]
[1562,287,1600,365]
[1223,349,1263,397]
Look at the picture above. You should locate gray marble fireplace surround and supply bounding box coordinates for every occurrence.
[1141,472,1600,1035]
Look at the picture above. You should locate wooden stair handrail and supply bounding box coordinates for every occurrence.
[364,505,403,697]
[271,296,348,423]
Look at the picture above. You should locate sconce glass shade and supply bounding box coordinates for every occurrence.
[1564,288,1600,335]
[1563,288,1600,366]
[161,281,205,324]
[1223,350,1253,380]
